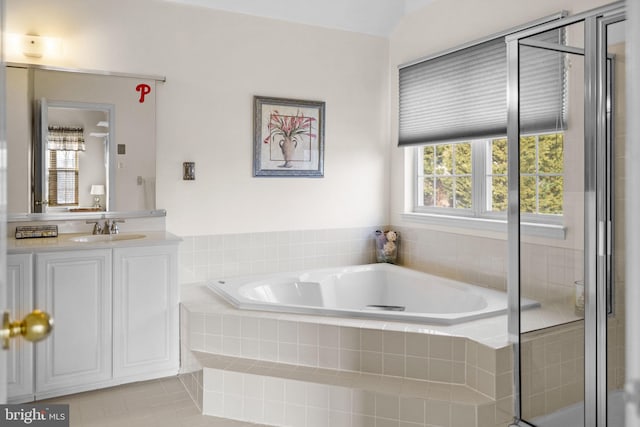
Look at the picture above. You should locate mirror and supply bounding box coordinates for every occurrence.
[6,64,163,217]
[34,100,115,213]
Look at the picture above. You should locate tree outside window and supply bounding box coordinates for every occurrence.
[421,143,472,209]
[416,132,564,219]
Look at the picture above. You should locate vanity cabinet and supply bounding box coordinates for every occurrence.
[7,238,179,402]
[113,246,178,380]
[7,254,34,403]
[35,249,113,395]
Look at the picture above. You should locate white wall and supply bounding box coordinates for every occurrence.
[5,0,390,236]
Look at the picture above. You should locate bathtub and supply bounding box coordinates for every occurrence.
[208,263,539,324]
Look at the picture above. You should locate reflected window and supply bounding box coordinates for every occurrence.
[47,150,79,206]
[46,125,85,207]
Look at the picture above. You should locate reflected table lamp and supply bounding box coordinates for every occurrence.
[90,185,105,209]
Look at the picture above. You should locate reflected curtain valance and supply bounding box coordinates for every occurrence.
[47,126,85,151]
[398,29,566,146]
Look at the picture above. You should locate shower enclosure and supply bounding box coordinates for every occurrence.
[506,2,625,426]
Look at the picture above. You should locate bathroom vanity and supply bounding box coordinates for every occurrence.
[6,231,180,403]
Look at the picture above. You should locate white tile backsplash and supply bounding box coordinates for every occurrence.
[182,224,574,318]
[179,226,381,284]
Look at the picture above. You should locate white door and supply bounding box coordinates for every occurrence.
[627,2,640,426]
[7,254,34,402]
[1,0,8,405]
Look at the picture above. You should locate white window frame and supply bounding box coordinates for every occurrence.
[406,133,567,239]
[416,141,474,216]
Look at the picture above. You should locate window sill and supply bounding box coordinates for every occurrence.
[401,212,566,240]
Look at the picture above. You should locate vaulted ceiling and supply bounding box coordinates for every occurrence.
[161,0,435,37]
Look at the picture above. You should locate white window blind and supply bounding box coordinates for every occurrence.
[398,29,566,146]
[48,150,79,206]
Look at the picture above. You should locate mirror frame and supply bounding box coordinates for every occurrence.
[35,99,116,213]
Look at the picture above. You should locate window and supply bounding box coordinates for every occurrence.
[517,133,564,215]
[415,132,564,221]
[419,143,472,210]
[47,150,79,206]
[399,18,567,237]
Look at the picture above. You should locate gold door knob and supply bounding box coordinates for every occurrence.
[2,310,53,350]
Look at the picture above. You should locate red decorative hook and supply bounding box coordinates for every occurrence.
[136,83,151,103]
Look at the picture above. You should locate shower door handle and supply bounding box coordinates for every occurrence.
[599,220,614,316]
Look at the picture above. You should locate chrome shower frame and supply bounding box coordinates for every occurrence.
[506,2,625,426]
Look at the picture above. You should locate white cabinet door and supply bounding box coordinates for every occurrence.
[35,249,112,396]
[7,254,34,402]
[113,245,178,380]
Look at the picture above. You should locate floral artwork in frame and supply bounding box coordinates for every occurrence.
[253,96,325,177]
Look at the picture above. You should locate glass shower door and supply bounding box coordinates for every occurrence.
[515,21,587,426]
[602,17,626,427]
[506,4,625,426]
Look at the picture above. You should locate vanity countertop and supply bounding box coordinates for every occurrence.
[8,231,182,254]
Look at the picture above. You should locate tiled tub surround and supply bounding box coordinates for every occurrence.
[397,224,626,421]
[177,225,582,321]
[178,226,582,322]
[191,353,502,427]
[520,306,626,420]
[180,284,514,427]
[176,225,624,424]
[179,227,380,285]
[394,226,584,316]
[520,322,585,420]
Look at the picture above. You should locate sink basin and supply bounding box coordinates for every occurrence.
[68,233,146,243]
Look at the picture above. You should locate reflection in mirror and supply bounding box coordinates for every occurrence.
[34,100,115,213]
[6,64,163,218]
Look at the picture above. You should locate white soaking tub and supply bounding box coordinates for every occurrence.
[208,263,539,325]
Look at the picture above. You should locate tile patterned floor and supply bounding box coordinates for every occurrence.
[38,376,269,427]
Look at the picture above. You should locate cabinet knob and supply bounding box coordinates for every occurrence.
[1,310,53,350]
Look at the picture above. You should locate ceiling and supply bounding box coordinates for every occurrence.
[161,0,435,37]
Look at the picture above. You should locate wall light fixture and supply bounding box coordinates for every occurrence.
[6,33,62,59]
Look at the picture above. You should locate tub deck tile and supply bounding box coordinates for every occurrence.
[181,283,513,348]
[193,351,492,406]
[181,284,516,426]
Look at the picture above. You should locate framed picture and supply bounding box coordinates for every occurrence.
[253,96,325,177]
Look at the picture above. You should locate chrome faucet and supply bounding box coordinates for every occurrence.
[108,219,125,234]
[86,219,125,235]
[86,220,104,235]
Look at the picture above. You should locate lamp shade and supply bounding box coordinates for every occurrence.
[90,185,105,196]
